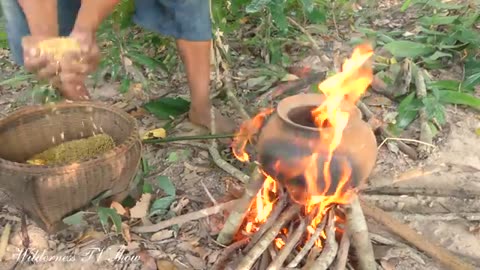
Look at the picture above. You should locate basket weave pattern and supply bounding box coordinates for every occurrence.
[0,102,142,232]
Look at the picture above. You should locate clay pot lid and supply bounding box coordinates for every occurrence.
[276,93,361,132]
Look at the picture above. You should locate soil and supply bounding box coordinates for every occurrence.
[1,1,480,270]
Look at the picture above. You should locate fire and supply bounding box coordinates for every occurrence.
[234,44,374,248]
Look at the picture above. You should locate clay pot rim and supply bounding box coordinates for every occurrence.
[276,93,361,132]
[0,101,141,173]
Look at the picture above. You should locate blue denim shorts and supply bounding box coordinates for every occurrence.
[0,0,212,65]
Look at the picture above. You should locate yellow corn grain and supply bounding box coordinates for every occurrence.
[37,37,81,61]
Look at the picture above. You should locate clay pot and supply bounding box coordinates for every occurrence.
[256,93,377,205]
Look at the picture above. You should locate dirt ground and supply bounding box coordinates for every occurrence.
[1,1,480,270]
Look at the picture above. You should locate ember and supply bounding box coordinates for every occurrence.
[222,44,379,270]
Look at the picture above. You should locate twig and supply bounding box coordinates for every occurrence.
[333,230,351,270]
[287,209,327,268]
[415,68,433,159]
[0,223,12,261]
[308,211,338,270]
[346,195,376,270]
[391,212,480,222]
[237,205,301,270]
[362,185,480,200]
[201,180,218,205]
[369,232,426,265]
[256,71,326,105]
[287,17,321,55]
[244,193,288,252]
[132,199,239,233]
[357,101,418,160]
[211,238,250,270]
[378,137,436,149]
[360,199,477,270]
[217,169,264,245]
[208,145,250,183]
[259,251,271,270]
[142,133,236,144]
[267,217,307,270]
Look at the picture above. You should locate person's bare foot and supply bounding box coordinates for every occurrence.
[188,106,237,136]
[188,106,237,146]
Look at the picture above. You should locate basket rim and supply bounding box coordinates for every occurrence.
[0,101,142,173]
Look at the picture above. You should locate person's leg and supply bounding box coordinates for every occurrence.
[1,0,30,65]
[133,0,236,134]
[0,0,81,66]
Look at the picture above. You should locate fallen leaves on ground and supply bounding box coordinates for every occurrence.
[150,230,175,242]
[130,193,153,219]
[137,250,158,270]
[142,128,167,140]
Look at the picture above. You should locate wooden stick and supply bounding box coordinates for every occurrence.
[346,195,376,270]
[362,185,480,199]
[415,69,433,159]
[360,199,477,270]
[244,193,288,253]
[217,169,265,245]
[267,217,307,270]
[132,199,239,233]
[357,101,418,160]
[333,231,351,270]
[287,208,327,268]
[307,211,339,270]
[211,238,250,270]
[209,145,250,183]
[237,205,301,270]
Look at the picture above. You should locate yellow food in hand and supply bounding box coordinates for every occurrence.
[26,134,115,165]
[37,37,81,61]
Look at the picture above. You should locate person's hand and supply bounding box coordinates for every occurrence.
[21,35,59,81]
[55,30,101,100]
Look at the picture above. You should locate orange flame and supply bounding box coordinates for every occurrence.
[237,44,374,248]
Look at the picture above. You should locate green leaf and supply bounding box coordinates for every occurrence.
[306,7,326,24]
[269,0,288,32]
[384,41,435,58]
[426,51,452,61]
[415,0,463,9]
[119,78,130,94]
[464,57,480,88]
[400,0,412,12]
[428,80,461,91]
[246,0,271,13]
[438,90,480,110]
[97,207,122,233]
[422,96,446,124]
[149,196,175,216]
[419,15,458,26]
[143,97,190,120]
[143,182,153,194]
[157,176,176,196]
[395,92,422,129]
[63,211,88,226]
[127,51,168,72]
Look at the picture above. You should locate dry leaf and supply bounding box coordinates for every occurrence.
[185,253,206,270]
[150,230,174,242]
[0,223,11,261]
[156,259,177,270]
[142,128,167,140]
[74,229,105,244]
[130,193,152,219]
[122,223,132,243]
[281,73,300,81]
[137,249,157,270]
[380,259,396,270]
[110,201,127,216]
[171,197,190,215]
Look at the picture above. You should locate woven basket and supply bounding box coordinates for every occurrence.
[0,102,142,233]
